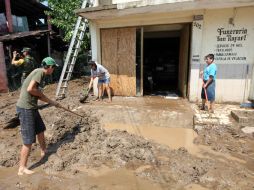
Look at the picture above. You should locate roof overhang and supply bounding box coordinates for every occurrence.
[0,30,50,42]
[76,0,254,20]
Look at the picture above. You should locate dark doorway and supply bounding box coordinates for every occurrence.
[143,32,180,95]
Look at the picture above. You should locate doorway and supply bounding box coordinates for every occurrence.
[140,24,190,97]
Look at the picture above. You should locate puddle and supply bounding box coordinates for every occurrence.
[84,167,164,190]
[184,183,209,190]
[0,166,164,190]
[104,123,246,164]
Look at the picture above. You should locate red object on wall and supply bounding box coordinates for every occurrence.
[0,42,8,93]
[5,0,13,33]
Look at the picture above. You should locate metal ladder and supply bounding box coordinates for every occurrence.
[56,0,92,99]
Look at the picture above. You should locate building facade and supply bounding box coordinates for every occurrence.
[77,0,254,103]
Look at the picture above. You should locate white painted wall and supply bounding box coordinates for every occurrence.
[113,0,190,4]
[112,0,254,10]
[199,7,254,103]
[89,6,254,102]
[89,21,101,96]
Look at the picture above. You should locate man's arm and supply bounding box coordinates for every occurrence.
[203,65,216,88]
[88,77,94,91]
[27,80,59,106]
[11,51,24,66]
[203,76,214,88]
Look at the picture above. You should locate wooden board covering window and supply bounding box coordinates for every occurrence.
[101,27,136,96]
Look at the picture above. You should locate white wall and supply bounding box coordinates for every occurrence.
[189,7,254,103]
[113,0,190,4]
[89,6,254,102]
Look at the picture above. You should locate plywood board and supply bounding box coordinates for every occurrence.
[101,27,136,96]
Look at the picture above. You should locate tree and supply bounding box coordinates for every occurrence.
[41,0,91,76]
[44,0,89,46]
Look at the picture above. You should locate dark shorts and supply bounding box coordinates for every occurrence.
[201,80,216,101]
[16,106,46,145]
[98,77,110,84]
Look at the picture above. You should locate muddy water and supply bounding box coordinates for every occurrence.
[0,166,165,190]
[83,166,165,190]
[103,123,246,164]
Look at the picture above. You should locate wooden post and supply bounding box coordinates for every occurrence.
[47,33,51,56]
[5,0,13,33]
[140,27,144,96]
[47,15,52,31]
[0,42,9,93]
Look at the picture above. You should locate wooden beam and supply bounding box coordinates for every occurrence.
[5,0,13,32]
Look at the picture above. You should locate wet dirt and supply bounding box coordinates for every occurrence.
[103,124,248,164]
[0,79,254,190]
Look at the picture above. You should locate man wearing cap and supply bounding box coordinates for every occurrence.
[12,47,37,84]
[16,57,60,175]
[88,61,112,102]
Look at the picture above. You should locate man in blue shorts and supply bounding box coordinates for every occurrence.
[88,61,112,102]
[200,54,217,113]
[16,57,61,175]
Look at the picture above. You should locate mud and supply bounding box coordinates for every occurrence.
[0,79,254,189]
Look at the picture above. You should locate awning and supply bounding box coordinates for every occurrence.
[0,30,50,42]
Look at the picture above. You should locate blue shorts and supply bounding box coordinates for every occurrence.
[16,106,46,145]
[201,80,216,101]
[98,77,110,84]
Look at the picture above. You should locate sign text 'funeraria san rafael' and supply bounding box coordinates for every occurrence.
[215,27,248,62]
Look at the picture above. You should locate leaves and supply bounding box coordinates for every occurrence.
[45,0,89,43]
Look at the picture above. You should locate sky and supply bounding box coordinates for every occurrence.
[41,1,48,6]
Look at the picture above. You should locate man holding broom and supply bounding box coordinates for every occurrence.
[16,57,60,175]
[200,54,217,113]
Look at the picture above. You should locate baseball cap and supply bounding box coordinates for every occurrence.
[42,57,59,67]
[21,47,31,53]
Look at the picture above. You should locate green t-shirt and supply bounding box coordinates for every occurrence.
[17,68,45,109]
[23,55,36,75]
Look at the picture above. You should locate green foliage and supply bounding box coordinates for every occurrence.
[45,0,88,43]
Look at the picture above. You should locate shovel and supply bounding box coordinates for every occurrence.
[56,104,83,117]
[1,104,57,129]
[79,88,91,103]
[2,103,82,130]
[204,87,209,111]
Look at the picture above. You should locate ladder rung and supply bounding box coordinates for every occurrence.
[79,29,86,32]
[60,86,68,88]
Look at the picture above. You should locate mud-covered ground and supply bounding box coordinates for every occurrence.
[0,79,254,190]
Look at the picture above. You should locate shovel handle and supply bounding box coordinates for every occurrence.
[204,88,208,102]
[58,105,83,117]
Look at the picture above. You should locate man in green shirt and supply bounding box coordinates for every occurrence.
[16,57,60,175]
[12,47,37,84]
